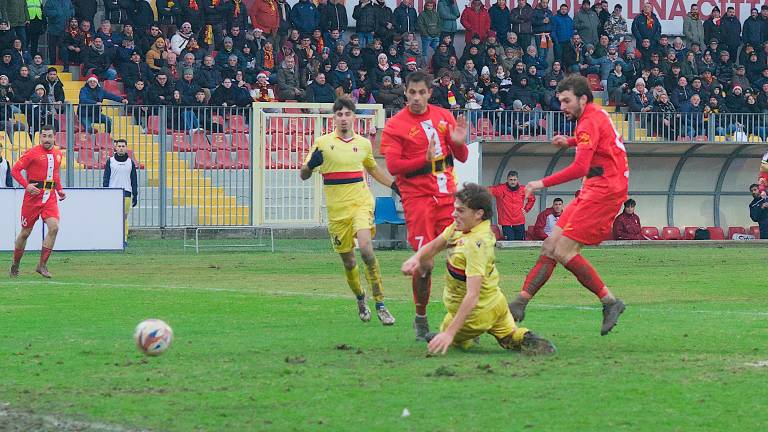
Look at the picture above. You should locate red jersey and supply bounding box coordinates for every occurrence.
[488,183,535,226]
[542,103,629,201]
[12,145,64,199]
[381,104,469,198]
[758,151,768,193]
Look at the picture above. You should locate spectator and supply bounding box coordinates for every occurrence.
[156,0,182,34]
[29,53,45,79]
[551,3,573,61]
[418,0,440,61]
[561,33,583,73]
[437,0,460,38]
[12,65,35,102]
[211,76,250,106]
[36,67,65,104]
[176,68,201,104]
[146,38,173,74]
[749,183,768,239]
[253,72,276,102]
[488,0,510,42]
[353,0,377,47]
[376,75,404,110]
[574,0,599,47]
[592,0,609,37]
[531,197,563,240]
[393,0,417,35]
[24,84,50,134]
[628,78,652,113]
[373,0,395,47]
[305,72,335,103]
[681,93,705,137]
[531,0,552,62]
[321,0,347,43]
[603,4,627,45]
[95,20,122,48]
[119,51,153,89]
[612,199,643,240]
[606,61,627,104]
[652,92,677,139]
[170,22,197,57]
[0,139,11,187]
[42,0,74,64]
[732,64,750,90]
[703,6,721,45]
[631,2,661,45]
[461,58,478,87]
[78,75,127,133]
[84,37,117,80]
[461,0,490,41]
[488,170,535,240]
[430,72,464,109]
[127,80,150,126]
[720,7,741,62]
[5,0,29,48]
[103,139,138,247]
[149,71,175,106]
[73,0,96,30]
[510,0,533,49]
[277,56,304,100]
[61,18,88,68]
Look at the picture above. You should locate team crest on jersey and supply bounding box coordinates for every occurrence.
[576,131,591,148]
[408,127,420,137]
[476,241,482,248]
[437,121,448,134]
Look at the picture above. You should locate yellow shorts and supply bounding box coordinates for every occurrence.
[327,202,375,253]
[440,296,517,348]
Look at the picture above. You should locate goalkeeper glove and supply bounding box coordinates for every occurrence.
[307,148,324,170]
[132,196,138,207]
[391,182,401,197]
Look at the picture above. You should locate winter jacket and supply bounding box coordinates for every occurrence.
[36,76,65,102]
[156,0,182,26]
[703,17,721,44]
[180,0,205,30]
[42,0,74,36]
[551,10,573,44]
[488,183,535,226]
[612,212,642,240]
[321,2,347,32]
[195,64,221,89]
[250,0,280,35]
[210,84,250,106]
[176,77,202,104]
[78,84,123,116]
[719,15,741,48]
[683,13,704,47]
[290,0,319,34]
[532,207,560,240]
[488,4,511,38]
[437,0,459,33]
[510,4,533,37]
[84,47,114,77]
[149,80,176,105]
[461,5,490,40]
[531,6,553,34]
[574,7,600,46]
[104,0,133,25]
[429,83,465,108]
[418,7,441,37]
[606,72,626,94]
[2,0,30,27]
[353,1,377,33]
[393,3,418,34]
[743,16,762,47]
[750,197,768,226]
[374,3,394,42]
[670,85,693,110]
[627,88,651,112]
[631,12,662,44]
[118,61,153,88]
[376,84,404,109]
[73,0,96,21]
[11,75,34,102]
[305,81,335,103]
[133,0,155,29]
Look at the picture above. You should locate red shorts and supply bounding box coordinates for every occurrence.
[402,194,454,251]
[20,194,60,228]
[557,195,624,245]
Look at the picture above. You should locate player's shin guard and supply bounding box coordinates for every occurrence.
[39,247,52,266]
[345,265,365,298]
[363,257,384,304]
[13,248,24,264]
[412,270,431,316]
[520,255,557,299]
[564,254,610,299]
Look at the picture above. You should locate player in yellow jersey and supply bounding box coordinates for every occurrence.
[300,96,399,325]
[401,183,556,355]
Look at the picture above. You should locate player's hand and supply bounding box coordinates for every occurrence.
[401,255,421,276]
[426,135,436,162]
[449,114,468,145]
[368,126,377,136]
[390,182,401,197]
[524,180,544,202]
[307,148,324,169]
[57,190,66,200]
[552,135,570,148]
[427,331,454,355]
[26,184,40,195]
[132,197,138,207]
[761,191,767,199]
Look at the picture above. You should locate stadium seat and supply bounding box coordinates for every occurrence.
[707,227,725,240]
[231,133,249,150]
[293,134,311,152]
[683,226,698,240]
[193,149,216,169]
[12,131,33,151]
[270,131,293,151]
[126,150,144,168]
[73,132,94,150]
[190,131,209,150]
[661,226,681,240]
[749,225,760,239]
[274,149,298,169]
[641,226,660,240]
[214,149,236,168]
[491,224,503,241]
[146,116,162,134]
[171,132,193,152]
[727,227,747,239]
[93,132,113,150]
[374,196,405,225]
[234,149,250,169]
[76,148,100,169]
[210,133,229,150]
[102,80,124,97]
[228,115,249,133]
[54,131,66,149]
[587,74,603,91]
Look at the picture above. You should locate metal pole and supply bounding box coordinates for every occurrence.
[65,103,75,186]
[159,106,168,228]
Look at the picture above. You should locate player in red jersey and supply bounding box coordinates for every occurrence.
[9,124,66,278]
[507,75,628,336]
[381,70,469,340]
[757,150,768,199]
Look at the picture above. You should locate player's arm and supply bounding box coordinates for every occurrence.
[447,114,469,163]
[11,151,39,194]
[428,276,481,354]
[524,189,536,213]
[381,128,430,176]
[299,144,323,181]
[363,145,400,195]
[401,235,448,276]
[525,129,596,197]
[102,157,112,187]
[130,161,138,207]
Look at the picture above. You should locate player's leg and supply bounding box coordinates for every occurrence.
[402,196,435,340]
[36,217,59,278]
[123,196,131,245]
[10,226,34,277]
[330,219,370,322]
[508,226,562,322]
[356,228,395,325]
[552,235,625,335]
[491,300,556,355]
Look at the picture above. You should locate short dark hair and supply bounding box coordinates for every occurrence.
[507,170,518,177]
[556,74,593,102]
[624,198,636,207]
[333,95,356,113]
[750,183,760,190]
[114,138,127,145]
[41,124,55,133]
[455,183,493,220]
[405,70,433,90]
[553,198,564,204]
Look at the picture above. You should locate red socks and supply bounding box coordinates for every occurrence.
[521,255,557,299]
[39,247,52,266]
[412,271,431,316]
[564,254,609,299]
[13,248,24,264]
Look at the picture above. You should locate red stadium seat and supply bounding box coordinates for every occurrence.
[126,150,144,168]
[73,132,94,150]
[749,225,761,239]
[193,149,216,169]
[231,133,249,150]
[171,132,193,151]
[587,74,603,91]
[210,133,229,150]
[269,132,293,151]
[228,115,249,133]
[661,226,681,240]
[641,226,660,240]
[491,224,503,241]
[214,149,236,168]
[102,80,125,97]
[54,132,67,149]
[707,227,725,240]
[190,131,209,150]
[93,132,113,150]
[293,134,312,152]
[146,116,161,134]
[683,226,698,240]
[76,148,100,169]
[727,227,747,239]
[234,149,250,169]
[274,149,298,169]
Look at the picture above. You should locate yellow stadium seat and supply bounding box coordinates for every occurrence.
[33,132,40,145]
[12,131,33,152]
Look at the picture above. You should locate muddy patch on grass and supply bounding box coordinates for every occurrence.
[0,402,149,432]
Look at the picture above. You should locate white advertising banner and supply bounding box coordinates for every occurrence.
[0,188,125,251]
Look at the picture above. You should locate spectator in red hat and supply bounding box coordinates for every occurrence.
[78,74,128,133]
[460,0,490,41]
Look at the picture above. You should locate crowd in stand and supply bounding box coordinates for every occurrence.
[0,0,767,137]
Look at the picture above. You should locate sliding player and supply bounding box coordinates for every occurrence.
[9,124,65,278]
[300,96,398,325]
[381,70,469,340]
[401,183,555,355]
[507,75,628,335]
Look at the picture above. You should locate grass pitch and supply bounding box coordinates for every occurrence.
[1,241,766,431]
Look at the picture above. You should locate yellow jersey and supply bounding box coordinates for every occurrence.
[441,220,503,314]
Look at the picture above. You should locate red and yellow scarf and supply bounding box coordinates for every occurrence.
[263,46,274,69]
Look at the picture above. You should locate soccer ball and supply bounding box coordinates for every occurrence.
[134,319,173,356]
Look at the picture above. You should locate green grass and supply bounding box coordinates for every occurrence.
[1,241,766,431]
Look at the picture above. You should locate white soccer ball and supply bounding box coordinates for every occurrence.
[134,319,173,356]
